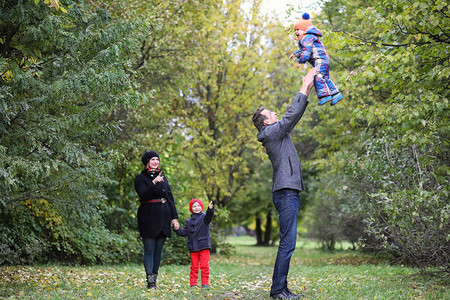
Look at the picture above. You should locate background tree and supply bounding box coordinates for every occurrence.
[92,0,227,262]
[92,0,215,252]
[0,0,147,264]
[230,159,276,246]
[176,0,304,209]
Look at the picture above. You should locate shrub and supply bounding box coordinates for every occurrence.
[345,133,449,273]
[363,190,449,271]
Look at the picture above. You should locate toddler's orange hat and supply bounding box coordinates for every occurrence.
[294,13,312,31]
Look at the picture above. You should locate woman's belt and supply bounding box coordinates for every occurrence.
[141,198,166,204]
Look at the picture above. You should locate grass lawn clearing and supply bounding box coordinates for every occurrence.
[1,236,448,299]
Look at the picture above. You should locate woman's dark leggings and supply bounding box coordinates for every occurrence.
[142,237,166,274]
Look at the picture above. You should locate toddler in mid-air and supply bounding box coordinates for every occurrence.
[290,13,343,106]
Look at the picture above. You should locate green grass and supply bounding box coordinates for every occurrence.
[1,236,448,299]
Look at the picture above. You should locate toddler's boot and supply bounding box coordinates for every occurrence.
[318,95,332,106]
[330,93,343,106]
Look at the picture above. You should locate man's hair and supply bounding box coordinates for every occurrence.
[252,105,266,131]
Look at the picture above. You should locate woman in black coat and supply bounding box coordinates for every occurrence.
[134,150,179,289]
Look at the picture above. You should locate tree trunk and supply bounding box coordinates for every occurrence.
[263,210,272,246]
[255,210,272,246]
[255,216,263,245]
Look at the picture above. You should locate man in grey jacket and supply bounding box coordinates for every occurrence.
[252,67,317,299]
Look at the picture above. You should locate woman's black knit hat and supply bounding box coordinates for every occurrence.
[141,150,159,166]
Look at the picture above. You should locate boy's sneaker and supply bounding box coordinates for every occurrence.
[318,95,332,106]
[330,93,343,106]
[202,285,209,288]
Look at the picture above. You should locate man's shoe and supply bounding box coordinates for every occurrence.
[330,93,343,106]
[285,288,304,298]
[270,289,290,299]
[270,289,300,299]
[318,95,332,106]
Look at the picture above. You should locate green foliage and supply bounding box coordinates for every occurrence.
[344,132,449,270]
[2,0,448,272]
[0,199,142,265]
[216,239,236,257]
[162,234,191,266]
[95,0,220,257]
[0,0,147,264]
[176,0,300,208]
[305,176,364,251]
[0,203,44,265]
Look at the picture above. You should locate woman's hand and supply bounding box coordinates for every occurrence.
[152,172,164,185]
[209,201,214,209]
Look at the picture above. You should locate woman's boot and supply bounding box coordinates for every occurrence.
[146,273,158,289]
[153,273,158,289]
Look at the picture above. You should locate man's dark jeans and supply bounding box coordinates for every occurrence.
[270,188,300,294]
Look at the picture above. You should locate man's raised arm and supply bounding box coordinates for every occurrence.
[299,67,318,96]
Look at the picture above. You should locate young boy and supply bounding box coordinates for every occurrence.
[174,199,214,288]
[290,13,343,106]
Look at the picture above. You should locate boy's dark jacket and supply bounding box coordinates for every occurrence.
[175,207,214,252]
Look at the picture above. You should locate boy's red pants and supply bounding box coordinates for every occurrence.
[190,249,210,286]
